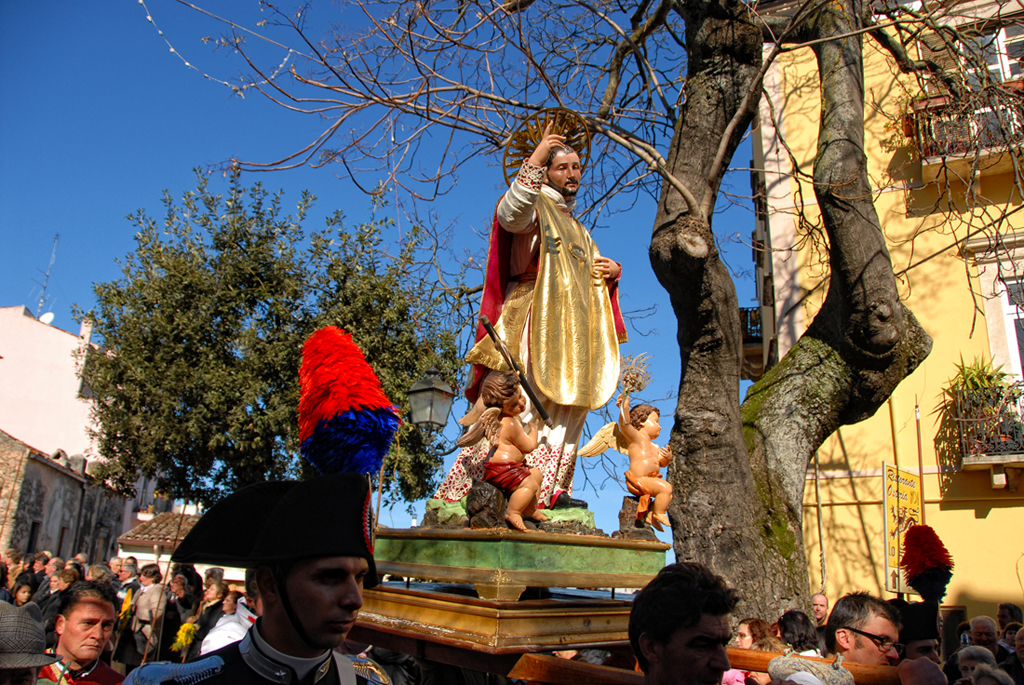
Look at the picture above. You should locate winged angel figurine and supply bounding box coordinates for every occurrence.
[578,355,673,531]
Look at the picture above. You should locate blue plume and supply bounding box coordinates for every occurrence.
[300,408,400,475]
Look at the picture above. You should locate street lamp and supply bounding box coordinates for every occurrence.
[408,367,455,432]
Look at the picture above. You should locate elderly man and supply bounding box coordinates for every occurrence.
[945,617,1010,685]
[435,115,627,512]
[812,594,829,627]
[37,581,123,684]
[124,475,387,685]
[0,601,59,685]
[999,630,1024,685]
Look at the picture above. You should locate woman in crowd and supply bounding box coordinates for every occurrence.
[957,645,999,685]
[183,579,227,662]
[222,590,241,616]
[971,664,1015,685]
[734,618,786,685]
[778,610,822,657]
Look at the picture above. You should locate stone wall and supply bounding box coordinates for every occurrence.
[0,430,123,562]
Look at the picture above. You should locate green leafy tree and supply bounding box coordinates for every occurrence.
[75,171,464,507]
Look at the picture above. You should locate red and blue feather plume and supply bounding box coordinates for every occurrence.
[298,326,401,475]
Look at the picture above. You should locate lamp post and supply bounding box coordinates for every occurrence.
[408,367,456,432]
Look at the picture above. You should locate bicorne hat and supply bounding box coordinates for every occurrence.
[889,598,941,644]
[172,473,378,589]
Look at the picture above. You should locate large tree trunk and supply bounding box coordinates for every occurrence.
[652,0,932,616]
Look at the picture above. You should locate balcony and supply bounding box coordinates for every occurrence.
[740,307,765,381]
[951,386,1024,487]
[912,90,1024,183]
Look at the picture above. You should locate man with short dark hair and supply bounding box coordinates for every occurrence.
[778,592,946,685]
[891,599,941,665]
[37,581,123,684]
[629,562,738,685]
[125,475,388,685]
[825,592,903,666]
[999,605,1024,632]
[32,554,49,589]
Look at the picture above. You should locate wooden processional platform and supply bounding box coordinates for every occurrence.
[348,527,670,676]
[349,528,904,685]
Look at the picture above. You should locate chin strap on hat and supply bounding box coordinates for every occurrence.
[272,566,321,653]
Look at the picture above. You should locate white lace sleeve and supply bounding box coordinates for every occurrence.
[497,162,545,234]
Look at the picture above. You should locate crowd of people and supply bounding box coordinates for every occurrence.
[0,478,1020,685]
[707,592,1023,685]
[0,549,258,684]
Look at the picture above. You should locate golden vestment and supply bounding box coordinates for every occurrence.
[466,193,623,409]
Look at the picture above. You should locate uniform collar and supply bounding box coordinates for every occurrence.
[240,621,333,684]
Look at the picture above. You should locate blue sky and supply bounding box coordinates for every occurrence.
[0,1,757,539]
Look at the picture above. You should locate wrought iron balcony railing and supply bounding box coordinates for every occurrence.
[952,385,1024,460]
[912,91,1024,161]
[740,307,762,344]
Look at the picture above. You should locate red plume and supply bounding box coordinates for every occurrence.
[901,525,954,602]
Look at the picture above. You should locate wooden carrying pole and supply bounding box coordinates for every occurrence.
[507,650,902,685]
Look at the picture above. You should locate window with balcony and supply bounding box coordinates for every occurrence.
[913,19,1024,180]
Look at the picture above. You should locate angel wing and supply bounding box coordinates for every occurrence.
[577,422,629,457]
[457,407,502,447]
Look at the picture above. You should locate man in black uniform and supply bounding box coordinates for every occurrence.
[124,473,388,685]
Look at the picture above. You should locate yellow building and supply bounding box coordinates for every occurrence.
[751,2,1024,641]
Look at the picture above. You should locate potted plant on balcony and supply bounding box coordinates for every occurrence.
[939,356,1023,458]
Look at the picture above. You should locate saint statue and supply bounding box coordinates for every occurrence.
[433,109,627,511]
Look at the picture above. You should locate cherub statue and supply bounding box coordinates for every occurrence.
[456,371,548,532]
[578,392,674,531]
[617,394,673,531]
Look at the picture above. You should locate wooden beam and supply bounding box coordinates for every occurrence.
[508,654,644,684]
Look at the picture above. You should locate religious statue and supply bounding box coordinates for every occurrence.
[433,108,627,511]
[456,371,548,532]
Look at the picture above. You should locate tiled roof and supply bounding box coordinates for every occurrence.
[118,512,202,547]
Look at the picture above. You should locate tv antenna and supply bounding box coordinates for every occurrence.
[33,234,59,319]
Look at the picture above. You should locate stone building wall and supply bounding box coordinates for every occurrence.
[0,430,123,562]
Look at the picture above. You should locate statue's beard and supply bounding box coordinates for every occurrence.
[547,179,580,199]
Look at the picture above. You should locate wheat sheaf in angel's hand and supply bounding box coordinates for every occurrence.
[619,353,651,396]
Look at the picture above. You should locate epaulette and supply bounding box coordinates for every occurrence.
[349,655,391,685]
[123,655,225,685]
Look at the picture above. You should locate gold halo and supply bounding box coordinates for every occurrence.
[502,108,591,186]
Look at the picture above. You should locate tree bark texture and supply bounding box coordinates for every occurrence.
[653,0,932,616]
